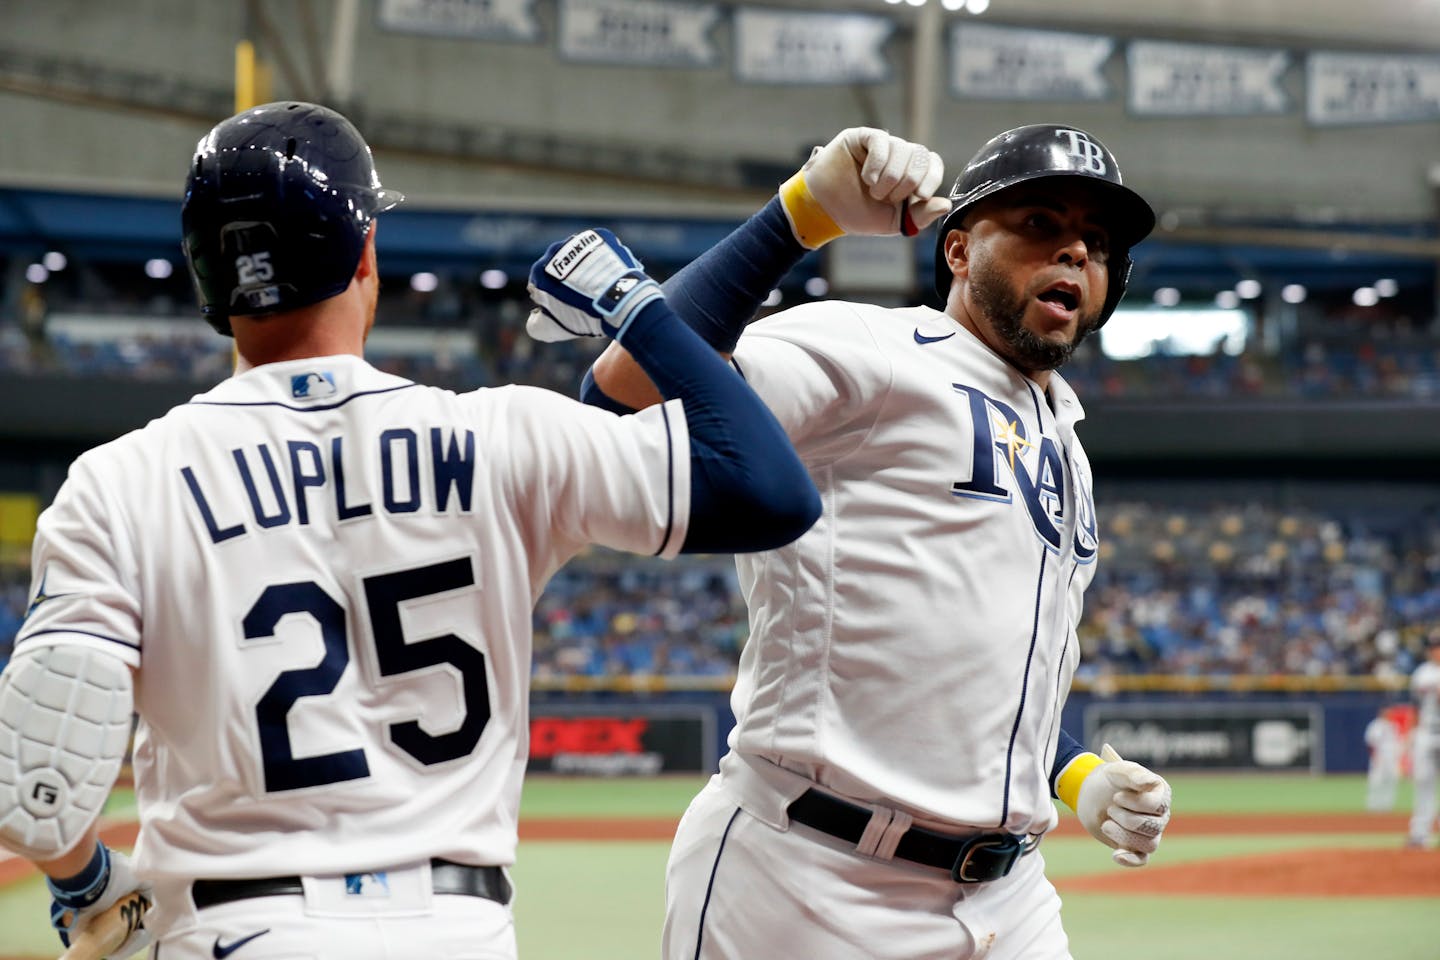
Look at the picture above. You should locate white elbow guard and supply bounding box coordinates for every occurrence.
[0,646,133,860]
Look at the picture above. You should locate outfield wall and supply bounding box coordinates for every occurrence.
[529,683,1404,775]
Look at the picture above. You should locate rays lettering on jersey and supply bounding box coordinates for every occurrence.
[950,385,1097,560]
[181,428,477,544]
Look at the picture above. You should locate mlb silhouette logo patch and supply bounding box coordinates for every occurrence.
[344,872,390,897]
[291,371,337,400]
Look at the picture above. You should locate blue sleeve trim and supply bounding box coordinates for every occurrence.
[16,629,140,652]
[1051,727,1086,797]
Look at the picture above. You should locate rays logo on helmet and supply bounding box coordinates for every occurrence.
[1055,129,1106,175]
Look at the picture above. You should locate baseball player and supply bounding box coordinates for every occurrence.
[1407,639,1440,847]
[0,102,820,959]
[1364,705,1406,812]
[555,125,1175,959]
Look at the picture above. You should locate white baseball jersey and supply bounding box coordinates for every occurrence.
[16,355,690,883]
[1410,658,1440,843]
[725,302,1096,836]
[1414,660,1440,744]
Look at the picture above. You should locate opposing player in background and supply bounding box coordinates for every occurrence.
[1364,704,1408,812]
[0,102,819,959]
[552,124,1175,959]
[1407,639,1440,847]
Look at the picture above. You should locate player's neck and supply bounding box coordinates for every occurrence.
[231,294,368,373]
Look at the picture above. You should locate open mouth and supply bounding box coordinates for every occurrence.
[1037,284,1081,313]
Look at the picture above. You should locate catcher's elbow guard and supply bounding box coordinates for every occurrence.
[0,646,133,860]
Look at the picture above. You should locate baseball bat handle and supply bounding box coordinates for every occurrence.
[900,201,919,237]
[58,889,151,960]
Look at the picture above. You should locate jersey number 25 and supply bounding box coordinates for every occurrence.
[242,557,488,792]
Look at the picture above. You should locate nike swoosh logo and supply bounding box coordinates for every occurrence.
[213,930,271,958]
[914,330,956,345]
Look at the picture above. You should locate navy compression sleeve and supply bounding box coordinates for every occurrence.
[618,298,820,553]
[661,195,808,352]
[580,195,807,412]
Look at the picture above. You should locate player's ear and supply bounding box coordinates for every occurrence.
[943,227,971,281]
[356,223,379,281]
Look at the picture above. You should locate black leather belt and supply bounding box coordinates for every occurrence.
[191,859,511,910]
[787,789,1038,883]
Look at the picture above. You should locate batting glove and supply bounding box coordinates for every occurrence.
[1074,744,1172,868]
[48,843,152,957]
[526,228,665,344]
[779,127,953,249]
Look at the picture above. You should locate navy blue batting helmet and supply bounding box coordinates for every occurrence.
[181,101,403,336]
[933,124,1154,328]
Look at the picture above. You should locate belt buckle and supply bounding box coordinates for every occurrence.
[950,834,1024,884]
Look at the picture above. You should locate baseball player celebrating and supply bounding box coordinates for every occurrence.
[0,102,819,959]
[1408,639,1440,847]
[555,125,1174,959]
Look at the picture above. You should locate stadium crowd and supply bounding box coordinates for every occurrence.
[10,499,1433,682]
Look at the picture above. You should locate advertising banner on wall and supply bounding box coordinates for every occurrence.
[528,704,716,775]
[558,0,720,67]
[1127,40,1288,116]
[734,9,893,85]
[950,24,1113,101]
[1306,52,1440,126]
[1082,702,1321,771]
[378,0,540,42]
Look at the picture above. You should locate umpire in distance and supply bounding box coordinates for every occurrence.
[0,102,818,958]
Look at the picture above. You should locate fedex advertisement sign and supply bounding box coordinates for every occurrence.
[528,707,715,775]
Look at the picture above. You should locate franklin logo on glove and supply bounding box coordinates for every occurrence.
[546,230,604,279]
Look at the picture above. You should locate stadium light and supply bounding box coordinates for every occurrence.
[941,0,967,9]
[25,263,48,284]
[968,0,990,12]
[1281,284,1307,304]
[43,251,67,272]
[1235,278,1262,300]
[1352,286,1379,307]
[1375,278,1399,298]
[409,272,439,293]
[804,277,830,297]
[763,289,784,307]
[1215,290,1240,309]
[480,269,509,290]
[145,258,173,279]
[1153,287,1181,307]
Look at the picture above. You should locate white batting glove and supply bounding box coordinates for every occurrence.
[48,844,153,958]
[526,228,664,343]
[779,127,952,249]
[1075,744,1172,868]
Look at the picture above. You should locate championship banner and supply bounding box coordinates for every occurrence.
[950,23,1113,102]
[1127,40,1288,116]
[734,9,893,85]
[1083,702,1321,772]
[1307,51,1440,126]
[558,0,719,66]
[377,0,539,42]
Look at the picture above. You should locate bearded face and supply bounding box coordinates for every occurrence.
[968,253,1103,372]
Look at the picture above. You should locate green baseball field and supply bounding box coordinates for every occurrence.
[1,774,1434,959]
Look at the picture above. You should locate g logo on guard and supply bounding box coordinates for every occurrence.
[18,770,66,817]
